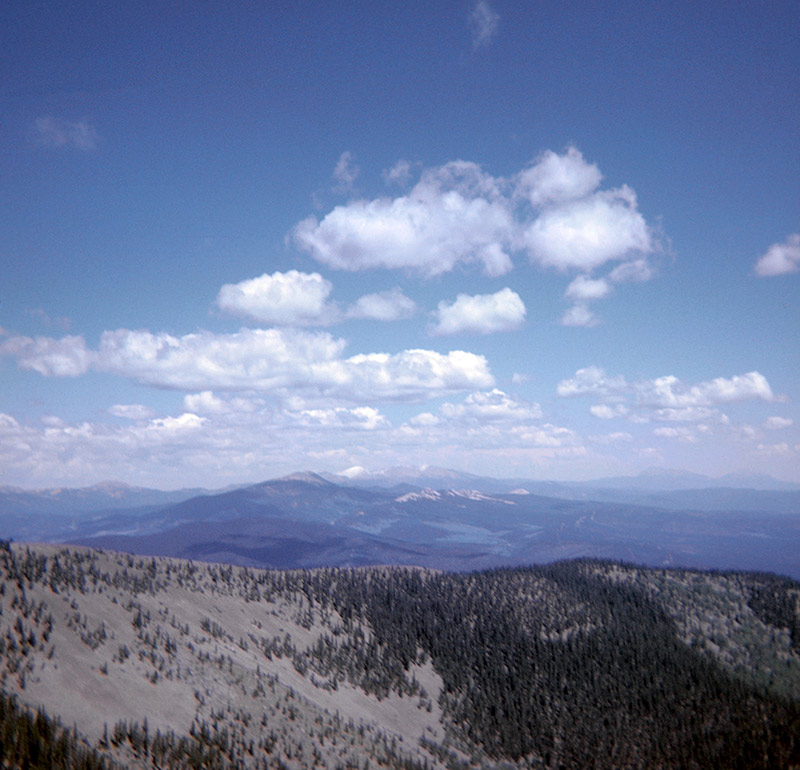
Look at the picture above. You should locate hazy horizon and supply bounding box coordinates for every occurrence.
[2,2,798,490]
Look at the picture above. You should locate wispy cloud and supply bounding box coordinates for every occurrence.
[35,116,99,150]
[469,1,500,49]
[382,159,415,187]
[561,304,600,328]
[345,288,416,322]
[332,150,360,194]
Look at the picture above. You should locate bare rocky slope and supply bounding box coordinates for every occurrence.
[0,542,798,768]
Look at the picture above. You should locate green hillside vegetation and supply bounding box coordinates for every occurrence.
[0,541,798,769]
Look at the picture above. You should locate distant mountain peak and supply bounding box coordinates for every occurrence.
[275,471,333,486]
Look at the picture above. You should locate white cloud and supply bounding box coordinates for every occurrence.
[560,303,600,327]
[35,116,98,150]
[557,366,627,398]
[409,412,439,426]
[339,348,494,400]
[216,270,337,326]
[469,1,500,48]
[432,288,526,335]
[183,391,229,415]
[1,327,494,402]
[292,148,657,329]
[333,151,360,193]
[0,334,93,376]
[764,416,793,430]
[515,147,602,208]
[293,406,387,430]
[590,431,633,444]
[382,159,414,187]
[440,389,543,422]
[95,327,345,391]
[634,371,776,408]
[565,275,611,301]
[756,442,793,456]
[559,367,777,411]
[293,161,514,277]
[345,288,416,321]
[608,258,654,283]
[147,413,206,434]
[650,407,721,423]
[108,404,155,420]
[523,186,652,272]
[590,403,629,419]
[653,426,698,443]
[754,233,800,276]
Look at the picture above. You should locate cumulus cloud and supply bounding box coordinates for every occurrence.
[516,147,602,208]
[216,270,337,326]
[440,389,543,422]
[333,151,360,193]
[523,187,651,272]
[183,391,230,415]
[469,1,500,48]
[557,366,628,398]
[293,405,387,430]
[561,277,608,326]
[764,416,793,430]
[108,404,155,420]
[432,288,526,335]
[559,367,776,410]
[565,275,611,301]
[754,233,800,276]
[589,431,633,444]
[0,334,93,376]
[561,304,599,327]
[590,403,629,419]
[346,288,416,321]
[560,366,780,430]
[1,327,494,401]
[396,390,576,453]
[756,442,793,456]
[634,371,776,408]
[292,147,657,324]
[293,161,514,277]
[653,426,698,443]
[35,116,99,150]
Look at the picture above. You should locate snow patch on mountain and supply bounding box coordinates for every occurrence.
[395,488,515,505]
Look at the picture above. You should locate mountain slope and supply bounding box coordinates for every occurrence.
[0,543,798,769]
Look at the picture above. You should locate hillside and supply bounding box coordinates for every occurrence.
[0,542,798,768]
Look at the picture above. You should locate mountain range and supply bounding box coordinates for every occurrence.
[2,468,798,578]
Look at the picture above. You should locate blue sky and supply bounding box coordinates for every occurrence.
[1,1,798,489]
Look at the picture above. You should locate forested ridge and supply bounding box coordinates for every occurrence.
[0,542,798,769]
[290,562,800,768]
